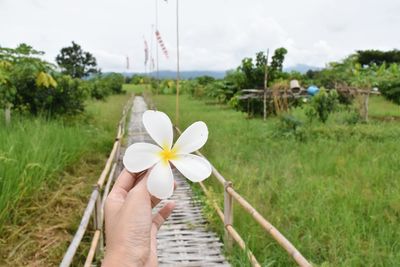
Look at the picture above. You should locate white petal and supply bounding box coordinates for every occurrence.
[147,161,174,199]
[143,110,173,149]
[170,154,212,182]
[123,142,162,173]
[173,121,208,154]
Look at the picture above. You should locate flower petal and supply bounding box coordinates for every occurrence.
[147,161,174,199]
[123,142,162,173]
[170,154,212,182]
[173,121,208,154]
[143,110,173,149]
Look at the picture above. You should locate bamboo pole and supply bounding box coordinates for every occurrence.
[175,0,180,127]
[263,49,269,121]
[226,225,261,267]
[224,181,233,250]
[174,124,311,267]
[94,193,103,256]
[83,230,101,267]
[60,97,132,267]
[96,141,119,188]
[199,182,260,267]
[199,182,224,220]
[226,187,311,267]
[102,163,118,210]
[60,188,99,267]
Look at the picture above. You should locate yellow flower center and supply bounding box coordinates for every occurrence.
[159,148,177,164]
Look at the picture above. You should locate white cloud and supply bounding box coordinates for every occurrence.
[0,0,399,72]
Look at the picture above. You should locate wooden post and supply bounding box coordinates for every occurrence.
[5,103,11,125]
[363,92,369,122]
[263,49,269,121]
[94,192,103,257]
[224,181,233,250]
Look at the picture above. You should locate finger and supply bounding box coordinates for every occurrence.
[108,169,143,201]
[152,201,176,230]
[105,169,144,225]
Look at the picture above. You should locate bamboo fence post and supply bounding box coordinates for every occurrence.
[94,192,103,257]
[5,104,11,125]
[224,181,233,250]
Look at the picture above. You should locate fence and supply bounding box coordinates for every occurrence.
[60,94,311,267]
[174,127,312,267]
[59,97,133,267]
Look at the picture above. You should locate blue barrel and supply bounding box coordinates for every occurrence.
[307,85,319,96]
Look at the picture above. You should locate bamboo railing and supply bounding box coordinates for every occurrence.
[175,126,312,267]
[59,97,133,267]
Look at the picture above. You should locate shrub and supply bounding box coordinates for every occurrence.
[87,73,125,100]
[105,73,125,94]
[306,88,339,123]
[379,79,400,104]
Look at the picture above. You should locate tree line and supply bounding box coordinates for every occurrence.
[0,42,125,123]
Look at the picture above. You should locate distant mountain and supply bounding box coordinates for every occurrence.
[284,64,322,74]
[115,70,226,79]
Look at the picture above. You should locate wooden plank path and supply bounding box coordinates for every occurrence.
[126,96,230,267]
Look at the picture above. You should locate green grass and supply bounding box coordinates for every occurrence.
[0,93,131,230]
[123,83,147,94]
[153,92,400,266]
[368,95,400,117]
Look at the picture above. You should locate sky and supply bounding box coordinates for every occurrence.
[1,0,399,72]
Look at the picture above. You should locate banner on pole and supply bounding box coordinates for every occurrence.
[144,39,149,66]
[155,30,169,59]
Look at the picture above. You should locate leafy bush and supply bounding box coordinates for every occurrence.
[204,80,235,103]
[46,75,86,115]
[306,88,339,123]
[105,73,125,94]
[87,73,125,100]
[378,79,400,104]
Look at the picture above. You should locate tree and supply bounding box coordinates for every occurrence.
[356,49,400,66]
[0,44,57,121]
[269,47,288,83]
[254,51,267,88]
[56,41,98,78]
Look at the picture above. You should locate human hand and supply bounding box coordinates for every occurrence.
[102,169,175,267]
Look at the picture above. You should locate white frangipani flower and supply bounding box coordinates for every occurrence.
[123,110,212,199]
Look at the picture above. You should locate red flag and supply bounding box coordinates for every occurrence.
[155,30,169,59]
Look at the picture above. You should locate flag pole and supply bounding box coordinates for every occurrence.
[155,0,160,94]
[175,0,180,126]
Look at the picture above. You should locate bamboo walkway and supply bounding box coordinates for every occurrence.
[125,96,230,267]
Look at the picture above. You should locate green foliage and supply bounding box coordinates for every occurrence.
[104,73,125,94]
[269,47,288,82]
[356,49,400,66]
[0,44,54,113]
[130,74,147,85]
[306,89,339,123]
[204,80,236,103]
[0,44,79,116]
[306,53,400,105]
[155,94,400,266]
[84,73,125,100]
[0,93,131,233]
[55,41,98,78]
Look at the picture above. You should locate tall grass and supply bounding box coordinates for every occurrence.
[0,93,131,229]
[153,93,400,266]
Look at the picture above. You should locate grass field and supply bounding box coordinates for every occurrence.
[152,92,400,266]
[0,92,132,265]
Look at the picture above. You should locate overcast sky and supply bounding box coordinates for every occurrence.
[1,0,399,72]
